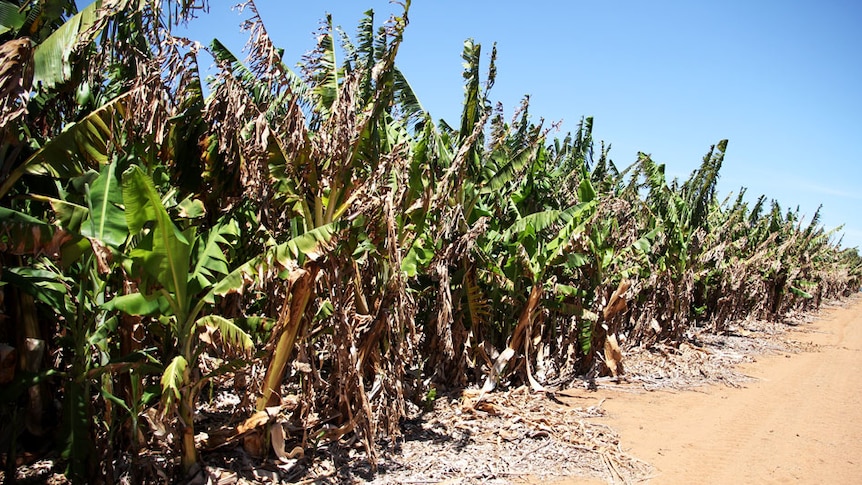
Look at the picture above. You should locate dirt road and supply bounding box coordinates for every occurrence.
[558,297,862,484]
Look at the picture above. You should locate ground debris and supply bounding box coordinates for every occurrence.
[617,311,827,392]
[364,387,651,484]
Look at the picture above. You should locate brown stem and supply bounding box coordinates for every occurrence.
[483,282,544,392]
[179,392,198,475]
[256,264,318,410]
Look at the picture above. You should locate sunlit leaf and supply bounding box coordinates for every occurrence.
[160,355,188,413]
[123,165,190,303]
[196,315,253,352]
[82,160,128,248]
[102,293,170,316]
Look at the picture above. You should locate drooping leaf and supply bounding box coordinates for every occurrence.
[211,222,340,297]
[160,355,188,413]
[196,315,253,352]
[29,195,88,233]
[32,0,111,90]
[1,266,70,313]
[102,292,170,316]
[277,222,339,264]
[0,206,84,264]
[1,89,134,199]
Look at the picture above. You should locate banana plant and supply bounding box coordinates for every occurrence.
[0,7,209,470]
[489,200,600,388]
[103,165,252,473]
[473,126,602,388]
[206,0,418,415]
[107,163,340,472]
[0,160,138,479]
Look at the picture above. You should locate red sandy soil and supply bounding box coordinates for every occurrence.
[551,296,862,484]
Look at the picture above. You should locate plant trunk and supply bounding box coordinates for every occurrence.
[17,291,49,438]
[483,282,544,392]
[257,264,318,410]
[509,283,544,354]
[119,280,144,449]
[179,392,198,475]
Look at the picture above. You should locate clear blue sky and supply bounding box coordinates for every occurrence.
[177,0,862,249]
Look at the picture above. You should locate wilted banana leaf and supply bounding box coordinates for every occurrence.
[160,355,188,415]
[32,3,94,88]
[0,206,86,264]
[209,38,307,106]
[196,315,253,353]
[211,221,341,298]
[30,195,89,233]
[0,90,134,200]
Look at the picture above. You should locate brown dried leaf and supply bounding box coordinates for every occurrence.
[89,238,113,274]
[603,333,624,378]
[0,38,34,131]
[270,424,304,462]
[603,279,631,320]
[237,410,268,435]
[242,431,264,457]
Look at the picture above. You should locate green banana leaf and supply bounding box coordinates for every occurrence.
[122,165,190,309]
[102,292,170,316]
[81,160,129,248]
[0,1,25,36]
[211,222,341,298]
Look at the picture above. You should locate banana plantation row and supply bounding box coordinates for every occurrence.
[0,1,859,482]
